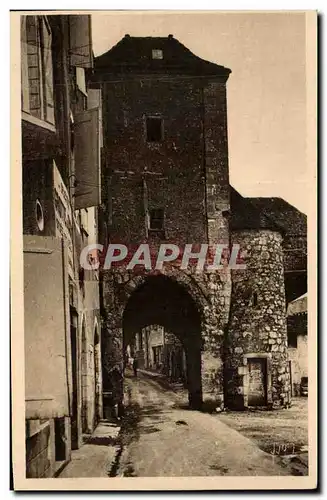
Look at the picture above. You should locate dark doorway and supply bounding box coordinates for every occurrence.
[247,358,267,406]
[54,417,66,461]
[70,311,78,449]
[81,320,88,434]
[123,275,203,409]
[94,326,101,425]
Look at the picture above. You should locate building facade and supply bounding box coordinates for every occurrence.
[21,14,103,477]
[134,326,187,383]
[287,294,308,396]
[90,35,307,412]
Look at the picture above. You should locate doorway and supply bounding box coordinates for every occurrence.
[70,309,78,449]
[247,358,267,406]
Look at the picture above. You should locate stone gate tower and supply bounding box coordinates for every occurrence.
[90,35,292,410]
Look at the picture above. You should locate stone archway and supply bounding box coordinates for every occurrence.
[101,265,229,411]
[122,272,204,409]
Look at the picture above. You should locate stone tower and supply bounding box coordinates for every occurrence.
[90,35,292,410]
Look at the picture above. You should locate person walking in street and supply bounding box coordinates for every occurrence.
[133,357,138,377]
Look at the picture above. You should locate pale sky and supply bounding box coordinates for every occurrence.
[92,12,308,213]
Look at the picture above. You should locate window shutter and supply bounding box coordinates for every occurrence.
[24,236,71,419]
[87,89,103,148]
[74,108,101,209]
[25,16,42,117]
[69,15,93,68]
[76,67,87,96]
[21,17,30,112]
[40,17,55,124]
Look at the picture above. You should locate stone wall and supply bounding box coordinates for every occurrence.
[26,420,55,478]
[102,78,207,246]
[100,264,231,409]
[227,230,291,409]
[203,81,230,244]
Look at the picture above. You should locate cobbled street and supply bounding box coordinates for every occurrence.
[116,371,292,477]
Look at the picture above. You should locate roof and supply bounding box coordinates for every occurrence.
[230,187,281,232]
[230,187,307,236]
[248,197,307,236]
[287,293,307,316]
[91,35,231,80]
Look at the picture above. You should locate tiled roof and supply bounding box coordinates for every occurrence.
[287,293,307,316]
[230,187,280,231]
[92,35,231,79]
[230,187,307,236]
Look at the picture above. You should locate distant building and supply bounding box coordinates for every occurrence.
[21,14,103,477]
[287,294,308,396]
[135,326,187,383]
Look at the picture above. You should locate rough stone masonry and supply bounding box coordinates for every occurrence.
[89,34,306,410]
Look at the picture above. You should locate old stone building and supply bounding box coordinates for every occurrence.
[89,35,307,412]
[22,15,103,477]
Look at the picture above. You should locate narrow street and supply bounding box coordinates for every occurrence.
[117,371,290,477]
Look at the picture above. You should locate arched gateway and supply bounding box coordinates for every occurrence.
[123,274,203,408]
[100,265,229,410]
[93,34,296,412]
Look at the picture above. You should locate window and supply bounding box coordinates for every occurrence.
[146,117,163,142]
[288,331,298,348]
[149,208,164,231]
[21,16,55,125]
[252,292,258,307]
[152,49,163,60]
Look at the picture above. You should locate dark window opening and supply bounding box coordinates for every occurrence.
[149,208,164,231]
[288,331,298,348]
[146,117,163,142]
[252,292,258,307]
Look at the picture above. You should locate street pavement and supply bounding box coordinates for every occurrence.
[117,371,290,477]
[59,421,120,478]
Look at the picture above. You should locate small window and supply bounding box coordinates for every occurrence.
[152,49,163,60]
[146,117,163,142]
[149,208,164,231]
[252,292,258,307]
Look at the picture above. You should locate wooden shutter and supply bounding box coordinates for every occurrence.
[21,16,30,112]
[40,17,55,124]
[24,236,72,419]
[76,67,87,96]
[25,16,42,117]
[87,89,103,147]
[74,108,101,209]
[69,15,93,68]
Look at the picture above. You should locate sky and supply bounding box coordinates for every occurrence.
[91,12,309,213]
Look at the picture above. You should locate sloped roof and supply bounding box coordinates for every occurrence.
[249,197,307,236]
[287,293,307,316]
[230,187,281,232]
[230,187,307,236]
[92,35,231,79]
